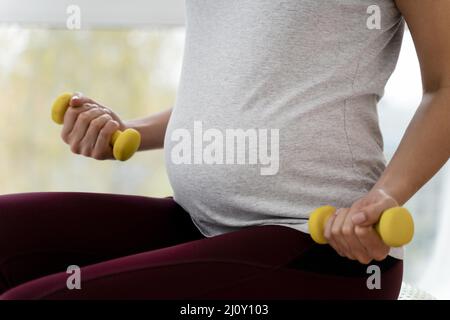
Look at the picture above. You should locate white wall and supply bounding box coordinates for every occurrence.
[0,0,186,28]
[420,163,450,299]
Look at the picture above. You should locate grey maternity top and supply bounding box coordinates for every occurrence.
[164,0,405,258]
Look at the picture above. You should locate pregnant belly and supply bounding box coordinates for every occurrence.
[163,97,384,232]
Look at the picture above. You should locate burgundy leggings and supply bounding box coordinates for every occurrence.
[0,192,402,300]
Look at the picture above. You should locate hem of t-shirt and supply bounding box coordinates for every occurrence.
[274,222,405,260]
[187,211,214,238]
[185,212,404,260]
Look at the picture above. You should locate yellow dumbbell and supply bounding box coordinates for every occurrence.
[51,93,141,161]
[308,205,414,247]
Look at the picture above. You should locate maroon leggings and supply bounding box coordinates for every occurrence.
[0,192,402,299]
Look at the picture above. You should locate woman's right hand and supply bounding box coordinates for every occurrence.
[60,93,126,160]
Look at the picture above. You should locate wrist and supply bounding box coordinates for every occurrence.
[370,176,407,206]
[123,117,166,151]
[122,119,144,133]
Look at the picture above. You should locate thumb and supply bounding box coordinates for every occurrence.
[69,92,94,107]
[351,202,385,227]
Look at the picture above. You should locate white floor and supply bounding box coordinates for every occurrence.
[399,282,436,300]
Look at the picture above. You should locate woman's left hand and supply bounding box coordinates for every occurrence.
[323,189,398,264]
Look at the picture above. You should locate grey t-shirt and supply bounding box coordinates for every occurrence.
[164,0,405,258]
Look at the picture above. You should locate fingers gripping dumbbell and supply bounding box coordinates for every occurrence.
[308,205,414,247]
[51,93,141,161]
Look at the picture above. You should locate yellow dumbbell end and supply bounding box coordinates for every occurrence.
[51,92,73,124]
[308,205,336,244]
[375,207,414,247]
[112,129,141,161]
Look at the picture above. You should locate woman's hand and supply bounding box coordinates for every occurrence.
[60,93,126,160]
[323,189,399,264]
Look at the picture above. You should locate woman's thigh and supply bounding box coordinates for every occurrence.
[0,192,202,292]
[0,224,402,300]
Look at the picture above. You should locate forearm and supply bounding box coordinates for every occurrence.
[124,108,172,151]
[372,88,450,205]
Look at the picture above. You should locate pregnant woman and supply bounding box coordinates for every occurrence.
[0,0,449,299]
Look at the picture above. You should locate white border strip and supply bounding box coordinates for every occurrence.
[0,0,186,28]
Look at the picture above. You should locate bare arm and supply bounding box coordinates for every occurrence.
[324,0,450,264]
[372,0,450,205]
[124,108,172,151]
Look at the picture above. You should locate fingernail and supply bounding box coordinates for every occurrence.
[352,212,366,224]
[71,96,79,103]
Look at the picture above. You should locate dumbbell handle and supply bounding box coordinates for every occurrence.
[308,205,414,247]
[51,93,141,161]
